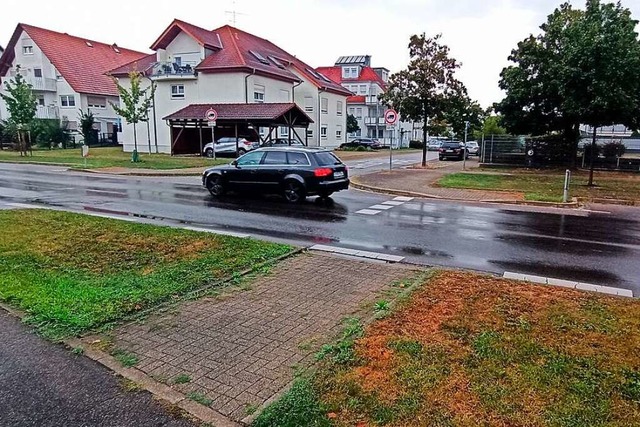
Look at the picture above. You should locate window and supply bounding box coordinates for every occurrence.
[342,67,351,79]
[249,50,270,65]
[336,101,343,116]
[321,125,328,138]
[315,151,340,166]
[174,56,182,65]
[359,85,367,95]
[171,84,185,99]
[23,46,34,55]
[356,108,362,118]
[60,95,75,107]
[348,107,355,116]
[306,129,313,138]
[304,97,314,112]
[88,96,106,109]
[263,151,288,165]
[236,151,264,166]
[37,97,45,106]
[288,152,310,165]
[279,126,289,136]
[254,84,265,103]
[321,97,328,114]
[34,68,42,78]
[336,125,342,139]
[279,89,290,102]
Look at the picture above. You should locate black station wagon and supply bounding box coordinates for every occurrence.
[202,147,349,203]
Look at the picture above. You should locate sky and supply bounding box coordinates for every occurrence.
[1,0,639,108]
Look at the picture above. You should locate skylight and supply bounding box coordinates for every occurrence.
[317,72,333,83]
[268,55,286,69]
[248,50,270,65]
[85,41,93,47]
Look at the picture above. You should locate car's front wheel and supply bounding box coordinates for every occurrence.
[206,175,225,197]
[283,180,305,203]
[205,148,214,158]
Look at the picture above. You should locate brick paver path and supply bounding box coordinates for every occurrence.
[110,253,414,422]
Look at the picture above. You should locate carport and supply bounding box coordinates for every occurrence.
[163,103,314,155]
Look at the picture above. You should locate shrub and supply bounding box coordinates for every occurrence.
[602,141,626,158]
[31,119,71,149]
[583,142,601,161]
[409,140,424,149]
[355,145,367,152]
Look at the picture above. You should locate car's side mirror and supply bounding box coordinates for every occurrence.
[232,160,239,167]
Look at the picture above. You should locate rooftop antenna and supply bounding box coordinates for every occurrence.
[225,0,249,26]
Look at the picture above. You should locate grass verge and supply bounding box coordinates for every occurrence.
[0,209,292,339]
[254,271,640,426]
[0,146,227,170]
[439,170,640,202]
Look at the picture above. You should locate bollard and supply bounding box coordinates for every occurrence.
[563,169,571,203]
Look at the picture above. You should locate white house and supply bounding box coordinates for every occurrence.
[0,24,146,140]
[109,20,352,154]
[317,56,419,146]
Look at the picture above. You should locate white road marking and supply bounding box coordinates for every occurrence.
[382,201,405,206]
[310,244,405,263]
[369,204,394,210]
[182,226,250,239]
[356,209,382,215]
[503,272,633,297]
[393,196,414,202]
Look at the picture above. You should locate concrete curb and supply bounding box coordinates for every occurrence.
[350,178,581,209]
[70,168,204,177]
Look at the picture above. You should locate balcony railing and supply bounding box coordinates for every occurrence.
[27,77,57,92]
[35,105,59,119]
[151,61,198,78]
[364,117,385,126]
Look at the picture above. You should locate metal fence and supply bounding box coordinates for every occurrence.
[480,135,526,165]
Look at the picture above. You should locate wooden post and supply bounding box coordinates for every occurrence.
[235,123,239,157]
[198,121,203,157]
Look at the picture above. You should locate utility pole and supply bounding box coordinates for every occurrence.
[463,120,469,171]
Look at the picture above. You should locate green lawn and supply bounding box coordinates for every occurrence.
[254,271,640,427]
[439,171,640,202]
[0,147,228,170]
[0,209,292,339]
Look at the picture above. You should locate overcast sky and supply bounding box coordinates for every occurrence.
[2,0,639,107]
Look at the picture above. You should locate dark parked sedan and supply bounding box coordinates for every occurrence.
[439,141,468,161]
[202,147,349,203]
[339,138,382,150]
[259,138,305,148]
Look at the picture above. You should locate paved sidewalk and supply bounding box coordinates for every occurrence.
[353,158,526,202]
[95,253,415,423]
[0,310,194,427]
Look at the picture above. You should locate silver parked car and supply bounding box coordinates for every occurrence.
[465,141,479,156]
[203,137,259,157]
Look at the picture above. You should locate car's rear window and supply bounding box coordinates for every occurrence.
[442,142,462,147]
[314,152,341,166]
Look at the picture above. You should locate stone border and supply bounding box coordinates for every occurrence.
[350,177,581,209]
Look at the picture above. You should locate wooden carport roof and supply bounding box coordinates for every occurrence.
[163,102,313,126]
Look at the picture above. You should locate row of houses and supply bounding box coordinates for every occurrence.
[0,20,413,154]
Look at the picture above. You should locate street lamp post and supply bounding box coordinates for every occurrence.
[463,120,470,171]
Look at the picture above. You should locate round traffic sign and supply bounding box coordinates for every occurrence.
[384,109,398,125]
[205,108,218,122]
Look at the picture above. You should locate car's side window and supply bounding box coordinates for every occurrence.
[236,151,264,166]
[287,152,310,165]
[262,151,287,165]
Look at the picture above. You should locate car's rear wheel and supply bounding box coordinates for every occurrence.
[283,180,305,203]
[206,175,225,197]
[205,148,214,158]
[439,156,444,161]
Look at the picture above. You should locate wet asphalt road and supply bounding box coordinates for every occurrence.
[0,160,638,296]
[0,310,193,427]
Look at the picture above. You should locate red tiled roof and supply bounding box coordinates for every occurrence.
[163,102,314,123]
[150,19,223,51]
[316,65,387,90]
[108,53,157,76]
[0,24,147,96]
[347,95,366,104]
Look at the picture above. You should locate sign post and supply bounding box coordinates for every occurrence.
[81,144,89,168]
[205,108,218,160]
[384,109,398,170]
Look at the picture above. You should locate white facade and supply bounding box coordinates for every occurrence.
[117,27,347,154]
[0,30,122,139]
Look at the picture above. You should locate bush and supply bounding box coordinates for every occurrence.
[355,146,367,152]
[583,142,601,161]
[602,141,626,158]
[409,140,424,149]
[30,119,71,149]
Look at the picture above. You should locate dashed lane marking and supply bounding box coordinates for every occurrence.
[356,209,382,215]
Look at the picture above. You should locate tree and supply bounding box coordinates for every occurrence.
[475,116,507,140]
[0,66,37,156]
[110,71,155,162]
[380,34,468,166]
[79,110,96,146]
[346,114,360,134]
[496,0,640,179]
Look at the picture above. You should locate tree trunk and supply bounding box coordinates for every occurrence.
[133,123,138,153]
[422,110,428,167]
[568,123,580,169]
[588,126,597,186]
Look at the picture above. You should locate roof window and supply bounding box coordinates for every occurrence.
[85,41,93,47]
[249,50,270,65]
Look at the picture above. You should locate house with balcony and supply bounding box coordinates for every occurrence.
[317,56,419,145]
[0,23,146,140]
[109,19,351,154]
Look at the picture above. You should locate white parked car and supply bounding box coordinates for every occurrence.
[203,137,259,157]
[465,141,479,156]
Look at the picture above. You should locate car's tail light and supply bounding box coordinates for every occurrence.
[439,148,444,152]
[314,168,333,178]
